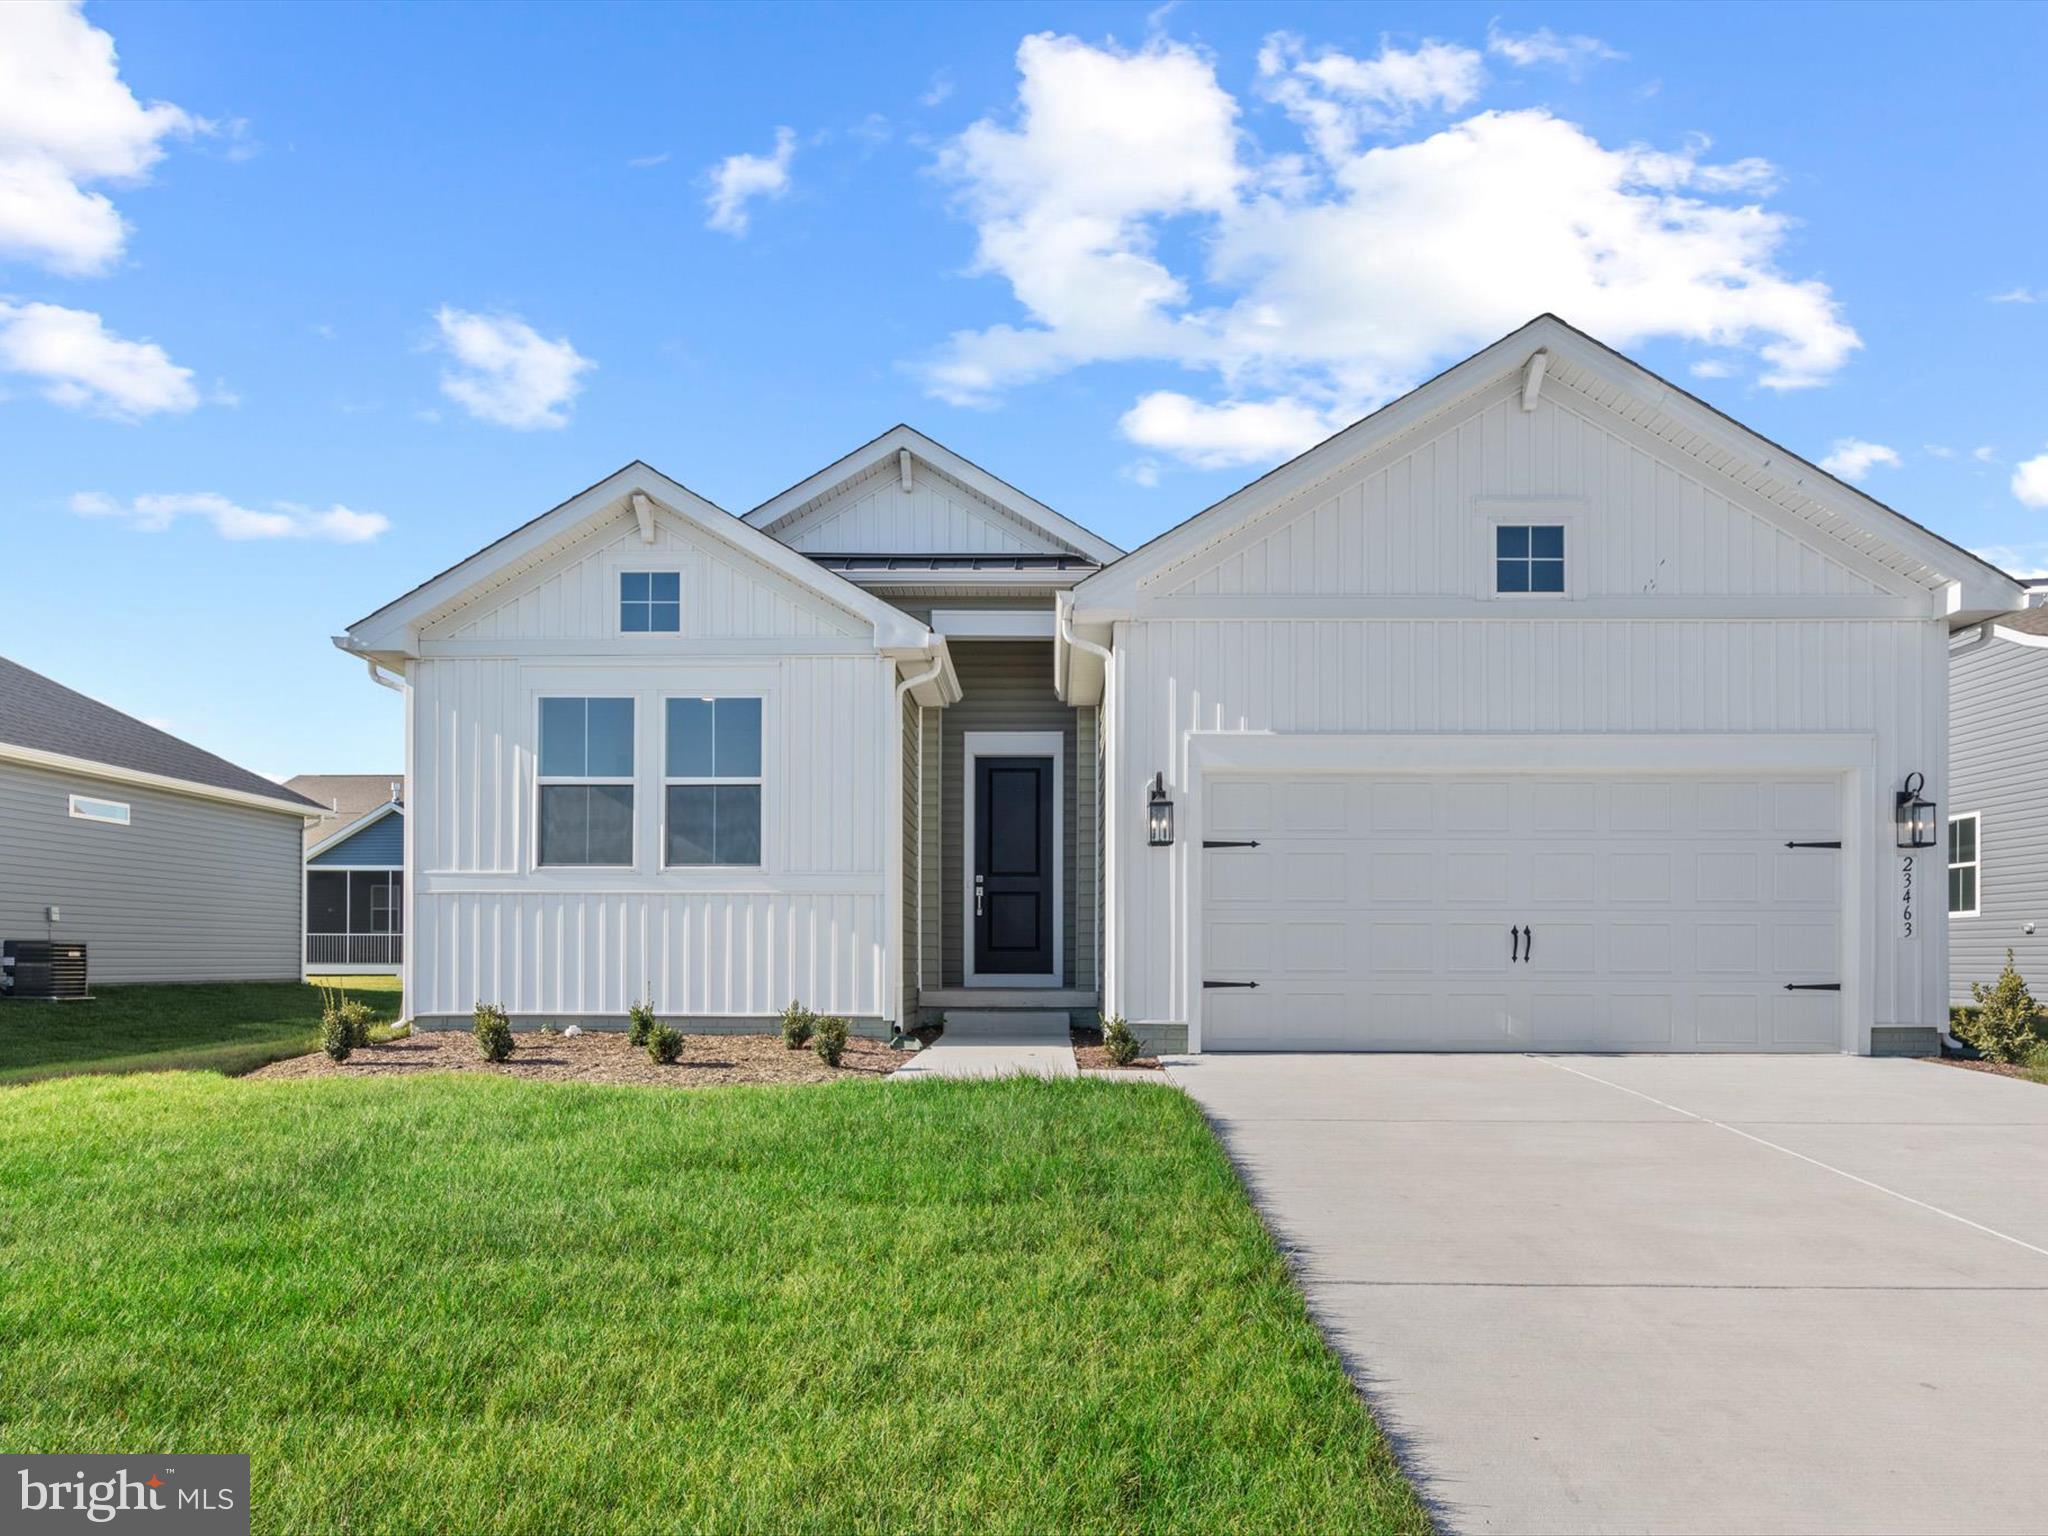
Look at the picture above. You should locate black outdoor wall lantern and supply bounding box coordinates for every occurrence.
[1894,771,1937,848]
[1147,772,1175,848]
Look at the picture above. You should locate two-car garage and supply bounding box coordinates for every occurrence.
[1199,771,1847,1052]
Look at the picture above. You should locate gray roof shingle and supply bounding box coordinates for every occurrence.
[0,654,316,810]
[284,773,402,852]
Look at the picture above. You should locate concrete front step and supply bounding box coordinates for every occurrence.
[940,1010,1070,1041]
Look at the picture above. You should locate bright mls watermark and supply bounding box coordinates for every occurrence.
[4,1456,248,1533]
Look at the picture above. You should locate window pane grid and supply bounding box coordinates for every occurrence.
[663,696,763,867]
[1494,523,1566,595]
[538,696,635,867]
[621,571,681,633]
[1947,814,1979,914]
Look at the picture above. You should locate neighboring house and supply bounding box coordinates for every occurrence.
[285,774,404,975]
[0,654,319,984]
[339,316,2022,1055]
[1947,592,2048,1002]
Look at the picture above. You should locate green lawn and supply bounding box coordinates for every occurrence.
[0,976,400,1084]
[0,1072,1429,1535]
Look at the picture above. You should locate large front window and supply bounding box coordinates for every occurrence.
[538,696,635,866]
[664,697,762,866]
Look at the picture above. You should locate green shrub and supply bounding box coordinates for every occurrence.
[1961,950,2045,1064]
[627,1000,657,1048]
[1101,1013,1141,1067]
[472,1002,515,1063]
[339,999,376,1049]
[780,999,816,1050]
[646,1024,684,1065]
[320,1007,354,1063]
[811,1015,850,1067]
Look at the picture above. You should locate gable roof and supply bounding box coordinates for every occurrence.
[0,654,318,815]
[285,773,402,854]
[742,425,1125,565]
[341,461,933,656]
[1073,315,2023,622]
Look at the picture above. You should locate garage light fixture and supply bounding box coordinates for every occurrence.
[1894,772,1937,849]
[1147,773,1175,848]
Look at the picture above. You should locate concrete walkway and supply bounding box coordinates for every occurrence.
[892,1018,1076,1079]
[1168,1052,2048,1535]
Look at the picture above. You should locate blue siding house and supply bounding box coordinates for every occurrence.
[285,775,403,975]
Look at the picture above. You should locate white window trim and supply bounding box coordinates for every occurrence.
[604,554,694,640]
[660,694,766,870]
[1948,811,1981,918]
[962,729,1064,989]
[68,793,130,826]
[533,695,639,870]
[1475,500,1586,602]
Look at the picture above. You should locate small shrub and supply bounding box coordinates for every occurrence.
[1962,950,2045,1064]
[320,1006,353,1063]
[812,1014,850,1067]
[338,998,376,1049]
[780,999,816,1050]
[472,1002,515,1062]
[628,1000,657,1048]
[646,1023,684,1065]
[1101,1013,1141,1067]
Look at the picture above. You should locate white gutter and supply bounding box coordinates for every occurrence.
[1056,591,1113,699]
[893,650,945,705]
[365,658,406,692]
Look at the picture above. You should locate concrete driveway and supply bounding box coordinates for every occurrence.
[1166,1053,2048,1535]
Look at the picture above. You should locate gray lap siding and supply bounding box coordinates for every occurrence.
[1949,635,2048,1001]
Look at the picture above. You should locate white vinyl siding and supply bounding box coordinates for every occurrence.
[769,456,1070,555]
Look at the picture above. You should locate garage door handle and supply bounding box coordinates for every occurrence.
[1524,926,1532,962]
[1784,840,1842,849]
[1203,980,1259,990]
[1784,982,1841,991]
[1510,925,1522,962]
[1202,839,1261,849]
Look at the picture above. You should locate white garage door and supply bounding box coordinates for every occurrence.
[1200,774,1844,1052]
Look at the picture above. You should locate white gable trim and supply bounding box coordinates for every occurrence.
[342,461,932,656]
[744,425,1124,564]
[1073,316,2021,621]
[304,798,403,862]
[0,739,321,820]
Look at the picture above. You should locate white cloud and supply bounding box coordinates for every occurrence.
[921,71,955,108]
[1818,438,1900,482]
[70,490,389,542]
[431,306,593,429]
[1690,359,1735,379]
[1971,542,2048,578]
[1260,33,1486,154]
[919,33,1862,461]
[0,0,201,274]
[0,299,197,416]
[2013,448,2048,509]
[1989,287,2040,304]
[1973,445,1998,463]
[627,151,670,169]
[1121,391,1341,468]
[705,126,795,236]
[1485,23,1623,74]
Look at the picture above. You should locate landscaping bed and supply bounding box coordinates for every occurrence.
[251,1027,900,1086]
[1070,1023,1164,1071]
[1936,1055,2048,1086]
[0,1071,1429,1534]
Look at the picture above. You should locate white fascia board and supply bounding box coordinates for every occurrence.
[836,567,1089,590]
[930,609,1057,639]
[344,461,934,655]
[303,798,403,862]
[0,740,323,819]
[744,425,1125,564]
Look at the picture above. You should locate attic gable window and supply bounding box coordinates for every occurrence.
[621,571,680,633]
[1496,524,1565,594]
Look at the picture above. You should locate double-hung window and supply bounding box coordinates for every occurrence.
[1948,813,1980,916]
[538,697,635,866]
[621,571,680,632]
[1496,524,1566,594]
[664,697,762,866]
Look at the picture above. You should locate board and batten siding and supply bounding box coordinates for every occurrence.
[406,508,896,1025]
[1949,634,2048,1001]
[769,458,1069,556]
[1100,372,1952,1049]
[0,758,302,983]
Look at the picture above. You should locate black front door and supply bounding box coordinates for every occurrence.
[974,755,1054,977]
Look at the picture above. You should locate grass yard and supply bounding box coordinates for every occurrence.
[0,1071,1429,1535]
[0,975,400,1084]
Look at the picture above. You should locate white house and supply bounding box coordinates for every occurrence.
[340,316,2023,1055]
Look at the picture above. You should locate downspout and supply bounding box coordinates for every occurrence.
[891,651,945,1048]
[1059,601,1115,998]
[365,658,406,693]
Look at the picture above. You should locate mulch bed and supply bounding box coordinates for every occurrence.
[1070,1026,1163,1072]
[1931,1055,2046,1084]
[247,1030,902,1088]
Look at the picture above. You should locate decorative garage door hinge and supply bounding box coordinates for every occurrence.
[1783,982,1842,991]
[1784,840,1842,849]
[1202,979,1260,989]
[1202,839,1261,849]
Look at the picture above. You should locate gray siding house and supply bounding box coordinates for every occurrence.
[1949,598,2048,1003]
[0,655,319,984]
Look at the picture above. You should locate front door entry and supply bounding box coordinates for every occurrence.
[973,754,1055,977]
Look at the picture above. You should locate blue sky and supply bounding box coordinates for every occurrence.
[3,0,2044,778]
